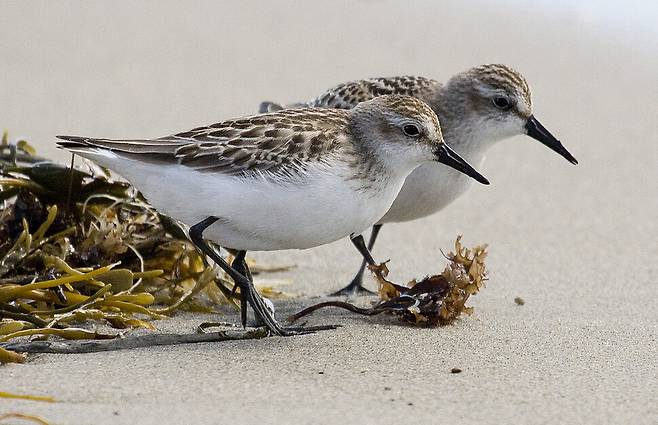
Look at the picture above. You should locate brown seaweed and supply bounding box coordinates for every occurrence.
[289,236,488,326]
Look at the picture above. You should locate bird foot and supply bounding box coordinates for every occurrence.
[244,285,339,336]
[329,281,377,297]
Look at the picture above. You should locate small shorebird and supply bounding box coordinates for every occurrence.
[57,95,489,335]
[261,64,578,295]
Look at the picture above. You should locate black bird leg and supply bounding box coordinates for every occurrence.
[231,250,253,283]
[330,225,383,297]
[189,218,251,328]
[189,217,337,336]
[350,233,376,266]
[229,250,253,325]
[231,251,250,328]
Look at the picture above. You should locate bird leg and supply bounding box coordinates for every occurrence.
[189,217,337,336]
[229,250,253,324]
[230,250,253,283]
[330,224,383,296]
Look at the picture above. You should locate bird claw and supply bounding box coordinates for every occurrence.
[243,284,338,336]
[330,282,377,297]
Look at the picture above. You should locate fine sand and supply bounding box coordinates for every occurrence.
[1,1,656,424]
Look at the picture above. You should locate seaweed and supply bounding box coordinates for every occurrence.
[289,236,488,326]
[0,391,55,403]
[0,413,51,425]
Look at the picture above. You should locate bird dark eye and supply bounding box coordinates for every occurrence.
[493,97,512,110]
[403,124,421,137]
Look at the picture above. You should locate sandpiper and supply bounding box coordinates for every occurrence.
[57,95,489,335]
[261,64,578,295]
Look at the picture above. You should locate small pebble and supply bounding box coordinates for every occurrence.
[451,368,462,374]
[514,297,525,305]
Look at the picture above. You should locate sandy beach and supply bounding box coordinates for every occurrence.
[1,1,656,424]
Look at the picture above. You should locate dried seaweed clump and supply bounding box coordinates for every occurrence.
[436,235,488,323]
[373,235,488,325]
[289,236,488,326]
[0,134,285,363]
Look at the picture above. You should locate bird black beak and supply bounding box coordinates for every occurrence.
[435,144,490,185]
[525,115,578,165]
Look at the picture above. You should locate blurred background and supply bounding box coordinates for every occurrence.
[2,0,656,160]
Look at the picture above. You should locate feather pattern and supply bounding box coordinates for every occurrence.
[57,108,352,179]
[303,76,439,110]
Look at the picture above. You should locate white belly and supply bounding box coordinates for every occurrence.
[93,154,405,251]
[379,154,486,224]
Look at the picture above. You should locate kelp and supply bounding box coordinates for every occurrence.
[0,391,55,403]
[3,326,270,354]
[0,413,51,425]
[0,347,25,363]
[0,134,289,361]
[289,236,488,326]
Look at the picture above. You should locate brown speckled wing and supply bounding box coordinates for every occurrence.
[57,109,351,177]
[305,76,440,109]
